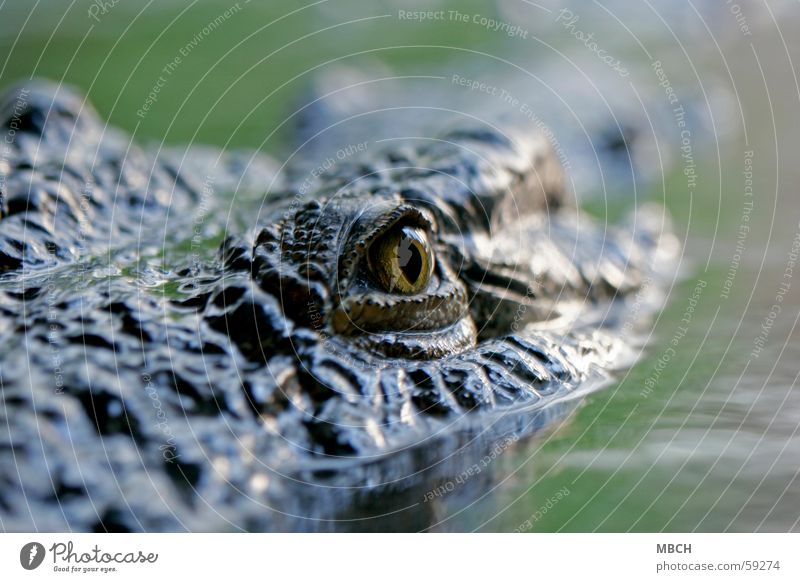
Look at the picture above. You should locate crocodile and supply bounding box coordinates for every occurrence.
[0,78,677,532]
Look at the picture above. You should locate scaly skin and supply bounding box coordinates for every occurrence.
[0,81,676,531]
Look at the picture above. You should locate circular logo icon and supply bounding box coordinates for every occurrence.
[20,542,46,570]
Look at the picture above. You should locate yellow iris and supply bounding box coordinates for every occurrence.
[369,226,434,294]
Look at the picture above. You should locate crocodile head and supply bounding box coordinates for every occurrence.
[208,118,673,456]
[0,81,676,531]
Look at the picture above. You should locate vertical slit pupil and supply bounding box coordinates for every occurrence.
[399,239,423,284]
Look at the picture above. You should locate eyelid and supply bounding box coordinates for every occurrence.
[358,207,436,249]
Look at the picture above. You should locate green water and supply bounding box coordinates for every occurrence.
[3,0,798,532]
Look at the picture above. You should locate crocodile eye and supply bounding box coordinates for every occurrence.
[368,225,434,294]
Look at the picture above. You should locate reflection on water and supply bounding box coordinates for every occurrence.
[265,401,580,532]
